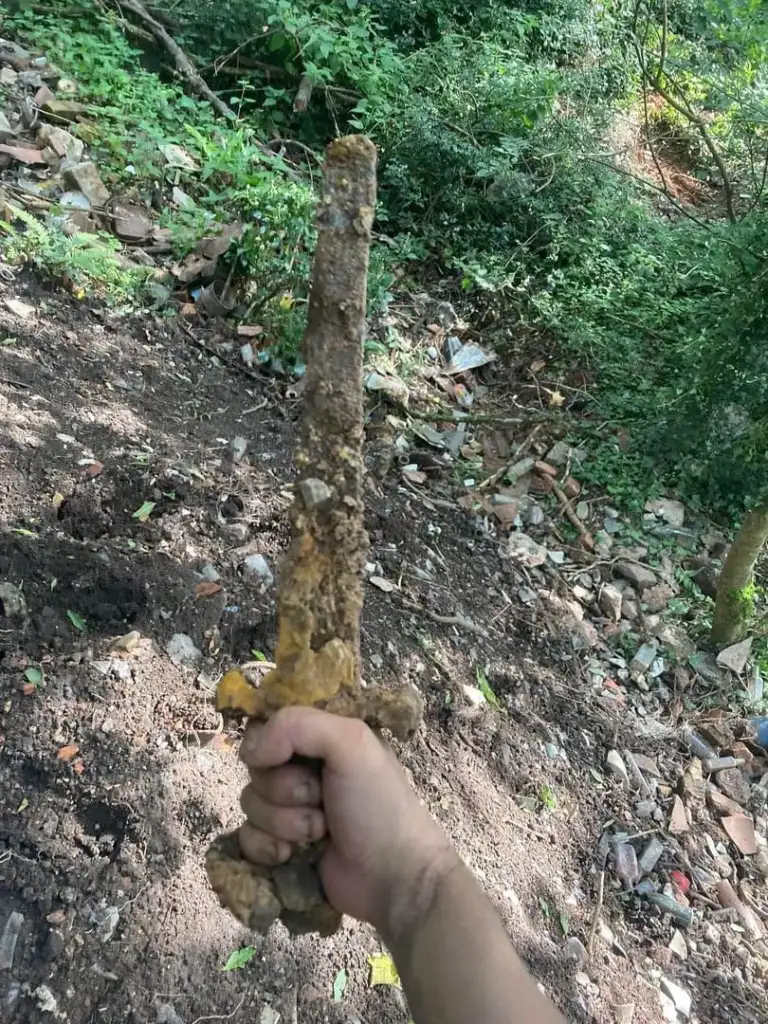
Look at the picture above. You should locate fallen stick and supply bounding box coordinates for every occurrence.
[552,481,594,551]
[206,137,423,937]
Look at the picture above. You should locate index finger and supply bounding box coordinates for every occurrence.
[239,707,371,773]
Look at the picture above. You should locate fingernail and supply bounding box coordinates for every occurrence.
[294,781,312,804]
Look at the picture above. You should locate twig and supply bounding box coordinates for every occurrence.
[397,596,490,638]
[477,424,543,491]
[0,378,31,389]
[408,409,557,427]
[587,869,606,957]
[552,482,594,551]
[190,995,246,1024]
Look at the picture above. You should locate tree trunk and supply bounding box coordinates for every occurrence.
[711,506,768,646]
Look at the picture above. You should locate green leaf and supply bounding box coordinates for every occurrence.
[559,910,571,936]
[132,501,156,522]
[589,767,604,784]
[12,528,37,537]
[251,649,267,662]
[67,609,87,632]
[222,946,257,972]
[539,783,557,811]
[332,967,348,1002]
[475,665,502,710]
[24,666,42,685]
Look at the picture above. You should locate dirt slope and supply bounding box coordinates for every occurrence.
[0,278,765,1024]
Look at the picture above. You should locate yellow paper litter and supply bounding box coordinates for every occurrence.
[368,953,401,988]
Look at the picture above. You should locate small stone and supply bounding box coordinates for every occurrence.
[561,936,588,966]
[298,478,331,507]
[0,110,13,141]
[41,929,65,962]
[714,767,751,806]
[229,435,248,463]
[622,597,639,620]
[166,633,202,670]
[668,931,687,960]
[721,814,757,855]
[547,441,585,465]
[112,201,151,241]
[155,1003,185,1024]
[101,717,116,735]
[462,684,486,707]
[35,985,59,1015]
[716,638,752,675]
[64,161,110,207]
[526,504,545,527]
[660,977,691,1018]
[503,532,547,567]
[222,522,250,543]
[599,583,623,622]
[199,564,221,583]
[706,786,743,818]
[110,630,141,653]
[645,499,685,526]
[635,800,657,818]
[614,1004,635,1024]
[643,583,674,613]
[91,905,119,943]
[606,749,629,786]
[42,98,89,121]
[0,911,24,970]
[571,619,598,649]
[37,124,83,162]
[0,142,47,164]
[575,501,589,519]
[0,582,27,618]
[614,842,640,886]
[615,561,657,592]
[242,554,274,587]
[0,67,18,87]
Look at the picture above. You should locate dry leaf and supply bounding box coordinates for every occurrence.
[52,491,65,509]
[548,390,565,407]
[195,581,223,599]
[237,325,263,338]
[72,759,86,774]
[530,358,547,373]
[402,469,427,486]
[368,952,401,988]
[86,461,104,477]
[56,743,80,762]
[721,813,757,855]
[22,683,37,696]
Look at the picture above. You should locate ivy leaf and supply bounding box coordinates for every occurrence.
[475,665,502,710]
[222,946,257,972]
[332,968,348,1001]
[24,666,42,685]
[67,609,87,632]
[251,649,267,662]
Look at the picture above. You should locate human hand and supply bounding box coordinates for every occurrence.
[237,707,457,938]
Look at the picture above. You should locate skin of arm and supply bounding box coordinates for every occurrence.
[237,707,563,1024]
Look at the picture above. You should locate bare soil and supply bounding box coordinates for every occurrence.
[0,277,765,1024]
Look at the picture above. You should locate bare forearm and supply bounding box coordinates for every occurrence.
[384,858,564,1024]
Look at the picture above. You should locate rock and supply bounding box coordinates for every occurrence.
[706,786,744,818]
[242,554,274,587]
[229,435,248,463]
[668,795,689,834]
[112,202,151,241]
[638,837,665,875]
[561,936,588,966]
[222,522,250,543]
[298,478,332,507]
[643,583,674,613]
[0,143,48,165]
[713,767,750,806]
[462,684,486,707]
[0,67,18,86]
[525,503,545,527]
[41,929,65,962]
[35,985,60,1014]
[570,619,598,649]
[668,931,687,960]
[0,911,24,970]
[635,799,657,818]
[661,978,691,1018]
[630,641,658,681]
[0,111,14,141]
[0,582,27,618]
[41,98,89,121]
[606,749,630,786]
[646,499,685,526]
[166,634,202,670]
[37,124,83,162]
[503,532,548,567]
[615,561,657,592]
[721,814,757,855]
[547,441,585,465]
[622,596,640,620]
[91,905,120,943]
[599,584,623,622]
[110,630,141,653]
[64,161,110,207]
[716,638,752,675]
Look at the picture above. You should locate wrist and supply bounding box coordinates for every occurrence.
[379,842,462,953]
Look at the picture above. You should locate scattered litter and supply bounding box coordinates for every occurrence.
[721,813,757,855]
[369,576,397,593]
[444,341,496,375]
[242,554,274,587]
[3,297,34,318]
[606,750,629,787]
[668,795,688,834]
[660,977,691,1018]
[643,893,694,927]
[668,931,687,960]
[230,435,248,462]
[613,843,639,887]
[332,967,348,1001]
[364,370,409,406]
[637,838,665,875]
[368,952,401,987]
[166,633,202,669]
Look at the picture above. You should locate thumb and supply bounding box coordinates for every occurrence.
[240,706,368,772]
